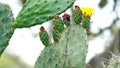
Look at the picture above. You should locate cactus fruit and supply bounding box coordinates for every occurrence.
[53,14,64,33]
[62,13,71,26]
[52,27,61,43]
[81,6,94,29]
[39,26,49,47]
[13,0,75,28]
[82,16,90,29]
[35,24,88,68]
[0,3,14,56]
[73,6,82,24]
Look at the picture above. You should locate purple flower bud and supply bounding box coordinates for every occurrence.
[62,13,70,21]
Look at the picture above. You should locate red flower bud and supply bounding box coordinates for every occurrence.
[62,13,70,21]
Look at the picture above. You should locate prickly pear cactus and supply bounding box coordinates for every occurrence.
[13,0,75,28]
[35,24,88,68]
[0,3,14,56]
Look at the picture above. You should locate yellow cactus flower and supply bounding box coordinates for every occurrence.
[81,7,94,18]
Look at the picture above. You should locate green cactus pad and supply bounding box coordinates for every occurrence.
[35,24,88,68]
[58,24,88,68]
[35,44,64,68]
[73,9,82,24]
[39,31,49,47]
[82,17,90,29]
[54,18,64,33]
[0,3,14,56]
[13,0,75,28]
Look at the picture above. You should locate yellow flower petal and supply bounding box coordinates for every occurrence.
[81,7,94,18]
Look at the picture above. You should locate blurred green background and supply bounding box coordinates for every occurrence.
[0,51,33,68]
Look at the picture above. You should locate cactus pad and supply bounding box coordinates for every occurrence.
[0,3,14,56]
[35,44,64,68]
[58,24,88,68]
[13,0,75,28]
